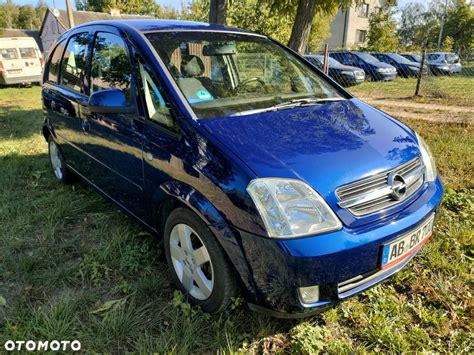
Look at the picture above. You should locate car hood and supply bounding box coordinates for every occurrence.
[331,63,363,71]
[405,62,421,68]
[371,61,394,69]
[200,99,420,202]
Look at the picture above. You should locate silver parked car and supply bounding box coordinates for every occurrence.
[427,52,462,75]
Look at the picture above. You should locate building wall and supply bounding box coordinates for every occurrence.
[40,12,66,54]
[326,0,386,50]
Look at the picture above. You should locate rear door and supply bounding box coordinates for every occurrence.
[18,40,42,78]
[0,44,22,81]
[80,28,146,221]
[43,32,92,168]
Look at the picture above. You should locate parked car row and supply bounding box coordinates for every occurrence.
[305,50,463,87]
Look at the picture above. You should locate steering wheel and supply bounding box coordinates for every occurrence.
[234,77,265,93]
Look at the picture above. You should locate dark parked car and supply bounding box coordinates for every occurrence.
[401,53,422,63]
[304,54,365,86]
[329,51,397,81]
[371,52,427,77]
[42,20,443,318]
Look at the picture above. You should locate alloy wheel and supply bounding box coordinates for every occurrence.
[49,140,63,180]
[169,223,214,300]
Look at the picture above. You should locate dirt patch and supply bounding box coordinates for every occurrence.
[363,98,473,123]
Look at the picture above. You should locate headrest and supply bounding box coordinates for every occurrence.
[181,55,204,77]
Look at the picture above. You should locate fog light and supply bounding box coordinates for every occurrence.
[298,285,320,304]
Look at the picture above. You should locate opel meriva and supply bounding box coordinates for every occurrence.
[42,20,443,318]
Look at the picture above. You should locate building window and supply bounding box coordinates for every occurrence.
[355,30,367,44]
[359,3,369,17]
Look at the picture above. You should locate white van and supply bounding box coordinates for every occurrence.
[0,37,43,85]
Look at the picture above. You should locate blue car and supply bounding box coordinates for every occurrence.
[371,52,428,78]
[330,51,397,81]
[42,20,443,318]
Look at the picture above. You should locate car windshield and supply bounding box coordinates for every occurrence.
[146,31,344,119]
[311,55,341,66]
[445,53,459,63]
[388,53,413,64]
[355,52,379,63]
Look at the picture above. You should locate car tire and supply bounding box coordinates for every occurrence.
[164,207,238,313]
[48,136,76,184]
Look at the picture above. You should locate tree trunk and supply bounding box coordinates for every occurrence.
[288,0,318,54]
[209,0,228,25]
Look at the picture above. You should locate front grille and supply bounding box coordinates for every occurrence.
[336,158,425,216]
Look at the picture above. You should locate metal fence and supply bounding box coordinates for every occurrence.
[305,46,474,106]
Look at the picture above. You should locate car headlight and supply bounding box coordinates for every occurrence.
[341,71,355,76]
[247,178,342,238]
[416,132,437,182]
[376,68,387,73]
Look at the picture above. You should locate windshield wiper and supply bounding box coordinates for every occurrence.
[231,97,345,116]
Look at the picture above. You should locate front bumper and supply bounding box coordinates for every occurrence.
[335,74,365,86]
[228,178,443,317]
[372,71,397,81]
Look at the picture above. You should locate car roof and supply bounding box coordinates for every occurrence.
[74,19,261,36]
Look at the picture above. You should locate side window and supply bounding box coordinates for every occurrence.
[91,32,133,103]
[60,33,89,92]
[47,41,65,83]
[138,61,177,132]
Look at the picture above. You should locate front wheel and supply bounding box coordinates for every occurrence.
[48,137,75,184]
[164,208,238,313]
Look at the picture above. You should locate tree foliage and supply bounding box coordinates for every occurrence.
[397,0,473,56]
[366,6,400,52]
[0,0,47,29]
[263,0,355,53]
[182,0,334,51]
[75,0,179,18]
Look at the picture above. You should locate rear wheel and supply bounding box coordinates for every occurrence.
[164,207,238,313]
[48,137,75,184]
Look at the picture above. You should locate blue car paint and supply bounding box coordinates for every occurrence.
[42,20,443,317]
[330,51,397,81]
[371,53,422,77]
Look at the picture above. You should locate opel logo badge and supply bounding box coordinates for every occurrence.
[387,173,407,200]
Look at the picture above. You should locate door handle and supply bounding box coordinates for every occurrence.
[81,119,91,133]
[145,152,153,161]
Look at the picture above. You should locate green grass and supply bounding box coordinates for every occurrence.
[0,86,472,353]
[350,75,474,107]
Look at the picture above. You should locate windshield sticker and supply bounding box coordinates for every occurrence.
[196,90,213,100]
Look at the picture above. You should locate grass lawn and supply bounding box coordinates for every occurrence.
[350,75,474,107]
[0,86,472,353]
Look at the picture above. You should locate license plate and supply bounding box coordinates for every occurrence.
[381,215,435,269]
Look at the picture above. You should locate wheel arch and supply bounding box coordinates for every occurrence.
[153,180,227,236]
[152,180,259,302]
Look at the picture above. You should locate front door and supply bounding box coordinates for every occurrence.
[80,29,146,221]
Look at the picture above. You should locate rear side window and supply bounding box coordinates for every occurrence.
[47,42,65,83]
[90,32,133,103]
[19,47,37,59]
[60,33,90,92]
[1,48,18,60]
[427,54,440,61]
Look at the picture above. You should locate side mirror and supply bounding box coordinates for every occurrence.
[88,89,135,114]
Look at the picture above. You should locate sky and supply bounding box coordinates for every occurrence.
[12,0,426,10]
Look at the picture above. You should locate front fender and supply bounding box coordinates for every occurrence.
[155,180,259,302]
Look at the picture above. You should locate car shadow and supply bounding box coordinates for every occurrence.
[0,150,307,351]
